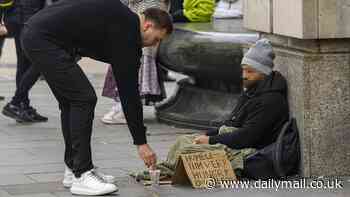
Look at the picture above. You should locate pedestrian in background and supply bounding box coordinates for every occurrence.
[0,7,7,101]
[101,0,167,124]
[1,0,52,123]
[0,0,14,101]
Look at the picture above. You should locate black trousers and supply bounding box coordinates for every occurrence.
[169,0,189,22]
[4,8,41,106]
[21,26,95,177]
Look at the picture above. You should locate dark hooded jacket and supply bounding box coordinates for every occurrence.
[208,71,289,150]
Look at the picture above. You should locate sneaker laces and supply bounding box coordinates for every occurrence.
[87,171,106,183]
[92,167,107,179]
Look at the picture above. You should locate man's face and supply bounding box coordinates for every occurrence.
[242,64,265,89]
[141,21,168,47]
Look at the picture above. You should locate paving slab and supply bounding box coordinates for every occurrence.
[1,182,66,195]
[10,193,57,197]
[0,174,35,186]
[27,173,65,183]
[0,190,12,197]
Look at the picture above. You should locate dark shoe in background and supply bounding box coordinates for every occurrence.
[2,103,33,123]
[0,96,4,101]
[2,102,48,123]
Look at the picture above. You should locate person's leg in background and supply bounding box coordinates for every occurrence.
[0,36,5,100]
[1,7,7,100]
[169,0,189,22]
[14,31,31,90]
[100,66,126,124]
[2,2,47,123]
[2,23,47,122]
[9,65,47,121]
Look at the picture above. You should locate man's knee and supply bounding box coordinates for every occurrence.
[84,92,97,106]
[70,91,97,108]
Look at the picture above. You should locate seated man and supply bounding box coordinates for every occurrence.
[195,38,289,150]
[134,38,289,180]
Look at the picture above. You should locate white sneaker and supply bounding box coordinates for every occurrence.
[63,166,116,188]
[70,170,118,196]
[101,110,127,124]
[92,167,116,184]
[216,0,230,10]
[101,103,127,124]
[101,103,120,119]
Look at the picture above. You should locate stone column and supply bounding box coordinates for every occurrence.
[243,0,350,177]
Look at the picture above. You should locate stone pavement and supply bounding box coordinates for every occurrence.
[0,39,349,197]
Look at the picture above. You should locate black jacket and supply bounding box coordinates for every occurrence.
[208,71,289,149]
[26,0,146,145]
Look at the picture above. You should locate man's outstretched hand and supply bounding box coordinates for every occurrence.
[0,25,7,37]
[137,144,157,169]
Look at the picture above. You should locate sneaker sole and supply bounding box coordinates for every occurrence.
[64,179,116,188]
[100,118,126,125]
[70,187,118,196]
[31,118,48,123]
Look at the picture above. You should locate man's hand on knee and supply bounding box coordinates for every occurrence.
[193,135,209,144]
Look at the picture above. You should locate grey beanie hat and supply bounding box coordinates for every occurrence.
[241,38,275,75]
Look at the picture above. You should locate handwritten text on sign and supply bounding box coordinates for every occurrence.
[180,151,236,188]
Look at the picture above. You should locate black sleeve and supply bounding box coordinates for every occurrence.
[0,10,3,22]
[206,128,219,136]
[208,98,282,149]
[107,26,147,145]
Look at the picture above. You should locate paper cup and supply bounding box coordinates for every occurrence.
[149,169,160,186]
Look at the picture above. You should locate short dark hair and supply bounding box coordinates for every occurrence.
[142,7,173,34]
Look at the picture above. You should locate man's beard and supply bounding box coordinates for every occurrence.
[243,79,258,90]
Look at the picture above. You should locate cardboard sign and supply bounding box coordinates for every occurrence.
[172,150,236,188]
